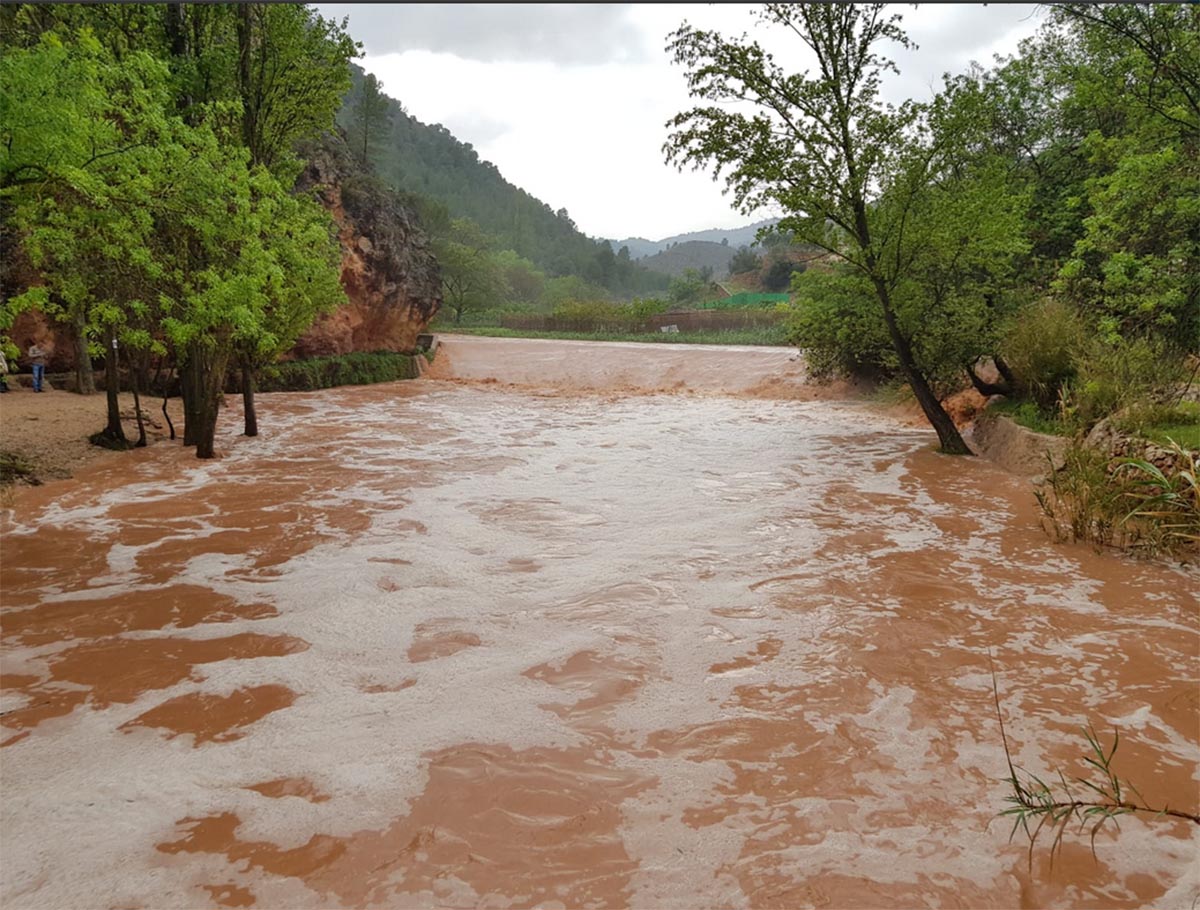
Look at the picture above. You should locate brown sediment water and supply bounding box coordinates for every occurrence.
[1,335,1196,909]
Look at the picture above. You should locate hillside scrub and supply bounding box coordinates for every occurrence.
[338,64,669,301]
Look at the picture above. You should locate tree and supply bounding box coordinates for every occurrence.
[436,219,508,324]
[664,3,973,453]
[234,4,357,172]
[1047,3,1199,350]
[763,258,798,292]
[232,172,346,437]
[728,245,761,275]
[3,34,346,458]
[493,249,545,307]
[348,72,392,166]
[2,32,175,437]
[668,269,709,307]
[591,239,616,286]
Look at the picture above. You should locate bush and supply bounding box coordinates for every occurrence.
[1001,299,1088,410]
[0,451,38,487]
[785,265,894,380]
[1064,335,1188,428]
[763,257,804,292]
[1036,441,1199,560]
[253,352,418,392]
[1113,401,1200,450]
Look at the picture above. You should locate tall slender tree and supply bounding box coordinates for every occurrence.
[664,3,972,453]
[349,72,393,165]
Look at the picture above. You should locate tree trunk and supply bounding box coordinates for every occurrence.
[873,279,972,455]
[72,314,95,395]
[181,357,199,446]
[182,342,230,459]
[165,3,187,58]
[965,362,1012,398]
[241,361,258,437]
[131,356,147,448]
[237,3,255,161]
[101,327,127,445]
[162,391,176,441]
[994,355,1016,388]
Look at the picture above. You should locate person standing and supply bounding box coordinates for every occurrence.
[0,349,9,392]
[27,343,46,392]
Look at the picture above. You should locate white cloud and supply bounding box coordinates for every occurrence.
[318,3,651,65]
[318,3,1046,241]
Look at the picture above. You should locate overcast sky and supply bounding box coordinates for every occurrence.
[312,3,1046,242]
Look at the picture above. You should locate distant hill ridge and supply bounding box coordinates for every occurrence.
[635,241,736,279]
[607,218,780,261]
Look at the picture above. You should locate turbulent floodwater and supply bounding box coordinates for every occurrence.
[1,337,1197,909]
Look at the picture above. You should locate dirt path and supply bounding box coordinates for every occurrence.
[1,338,1197,909]
[0,387,184,483]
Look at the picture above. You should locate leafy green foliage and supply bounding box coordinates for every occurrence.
[235,4,357,173]
[255,352,418,392]
[347,72,392,166]
[664,3,977,453]
[727,245,761,276]
[667,269,711,308]
[1114,402,1200,450]
[1036,442,1200,559]
[436,219,509,324]
[761,259,799,293]
[1,6,355,455]
[786,266,893,381]
[1064,335,1188,428]
[993,665,1200,872]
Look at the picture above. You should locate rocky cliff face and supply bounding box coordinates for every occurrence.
[291,132,442,358]
[3,133,441,373]
[1,225,74,373]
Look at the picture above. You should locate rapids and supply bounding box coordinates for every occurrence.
[1,336,1197,909]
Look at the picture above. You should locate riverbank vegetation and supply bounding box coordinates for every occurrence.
[1,4,357,457]
[665,3,1197,553]
[437,326,790,347]
[666,4,1198,460]
[250,352,419,393]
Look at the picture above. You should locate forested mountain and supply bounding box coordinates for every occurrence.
[338,64,667,299]
[610,218,780,261]
[636,241,737,278]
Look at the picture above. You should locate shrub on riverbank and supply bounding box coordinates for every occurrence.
[247,352,419,392]
[0,451,39,488]
[1036,441,1199,560]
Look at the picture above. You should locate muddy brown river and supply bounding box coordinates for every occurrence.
[1,337,1197,909]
